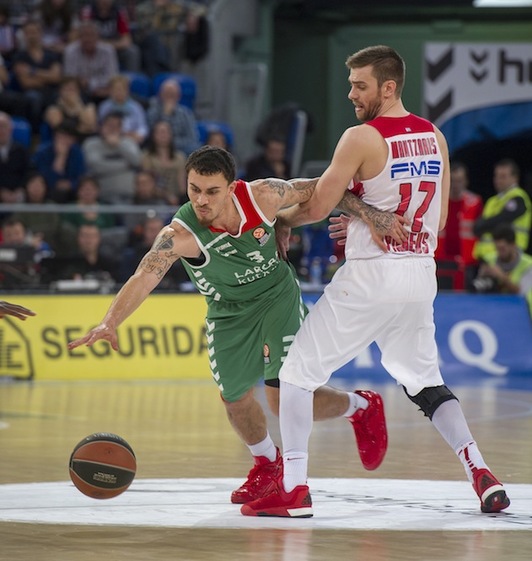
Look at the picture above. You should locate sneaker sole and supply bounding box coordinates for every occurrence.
[252,507,313,518]
[481,490,511,513]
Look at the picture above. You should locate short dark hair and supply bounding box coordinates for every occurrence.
[346,45,405,97]
[495,158,520,179]
[492,223,516,244]
[185,146,236,184]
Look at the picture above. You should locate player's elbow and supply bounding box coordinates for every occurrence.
[307,204,330,223]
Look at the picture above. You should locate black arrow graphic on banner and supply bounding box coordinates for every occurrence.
[426,47,454,82]
[426,90,453,123]
[470,50,489,65]
[470,69,488,82]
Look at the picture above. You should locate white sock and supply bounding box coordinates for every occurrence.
[283,453,309,493]
[431,399,488,483]
[456,441,489,483]
[343,392,369,418]
[431,399,474,450]
[247,433,277,463]
[280,381,314,492]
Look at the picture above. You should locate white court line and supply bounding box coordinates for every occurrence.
[0,478,530,531]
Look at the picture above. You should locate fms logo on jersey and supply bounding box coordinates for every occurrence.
[390,160,441,179]
[253,227,271,246]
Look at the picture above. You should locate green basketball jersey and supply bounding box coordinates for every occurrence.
[173,180,296,304]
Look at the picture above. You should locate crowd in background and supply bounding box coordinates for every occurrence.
[0,1,531,313]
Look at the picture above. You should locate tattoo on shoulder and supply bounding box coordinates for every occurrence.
[265,178,288,198]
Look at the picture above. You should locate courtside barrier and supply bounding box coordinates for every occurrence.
[1,293,530,387]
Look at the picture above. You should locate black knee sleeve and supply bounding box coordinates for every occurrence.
[403,385,458,420]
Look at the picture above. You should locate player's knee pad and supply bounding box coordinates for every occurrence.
[403,385,458,420]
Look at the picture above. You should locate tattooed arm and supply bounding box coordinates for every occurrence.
[336,190,408,243]
[251,177,319,221]
[68,223,198,351]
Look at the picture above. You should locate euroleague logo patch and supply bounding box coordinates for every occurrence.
[253,227,271,246]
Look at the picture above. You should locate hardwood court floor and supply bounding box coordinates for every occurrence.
[1,379,531,561]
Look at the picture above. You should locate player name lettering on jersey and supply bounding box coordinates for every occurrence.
[234,257,278,284]
[384,232,430,254]
[390,136,437,159]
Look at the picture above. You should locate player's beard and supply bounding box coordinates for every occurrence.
[357,92,384,123]
[194,207,213,227]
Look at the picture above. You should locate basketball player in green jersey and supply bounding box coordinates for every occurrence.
[69,146,406,504]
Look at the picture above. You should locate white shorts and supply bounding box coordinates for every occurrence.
[279,257,444,396]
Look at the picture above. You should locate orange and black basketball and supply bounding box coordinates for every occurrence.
[69,433,136,499]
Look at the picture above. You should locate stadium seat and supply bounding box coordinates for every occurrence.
[197,120,234,150]
[11,116,32,147]
[151,73,197,110]
[122,72,152,100]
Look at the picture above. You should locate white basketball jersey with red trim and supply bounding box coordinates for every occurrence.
[345,113,443,260]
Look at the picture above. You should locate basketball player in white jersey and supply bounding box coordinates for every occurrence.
[242,45,510,518]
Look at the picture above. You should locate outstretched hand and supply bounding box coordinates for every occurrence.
[68,323,119,352]
[0,301,36,320]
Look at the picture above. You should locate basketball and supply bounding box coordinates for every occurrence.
[69,433,137,499]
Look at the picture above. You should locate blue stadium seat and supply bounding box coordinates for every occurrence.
[11,116,32,147]
[197,121,234,150]
[122,72,152,100]
[151,73,197,110]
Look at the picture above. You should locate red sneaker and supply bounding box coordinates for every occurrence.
[231,448,282,504]
[241,479,313,518]
[472,468,510,513]
[347,390,387,471]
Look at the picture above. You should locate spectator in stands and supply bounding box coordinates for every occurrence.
[473,158,532,264]
[0,112,30,204]
[32,0,75,55]
[79,0,141,72]
[182,4,210,67]
[12,20,62,131]
[123,169,168,230]
[63,20,119,104]
[472,223,532,314]
[61,175,117,232]
[133,170,167,206]
[435,161,483,289]
[0,54,32,121]
[98,75,149,145]
[44,76,98,140]
[44,223,120,283]
[243,137,289,181]
[204,129,230,150]
[128,0,181,75]
[32,124,86,203]
[141,119,186,206]
[0,216,52,288]
[12,172,62,254]
[0,5,16,63]
[82,111,142,204]
[147,78,200,156]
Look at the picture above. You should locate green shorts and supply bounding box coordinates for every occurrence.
[205,277,307,402]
